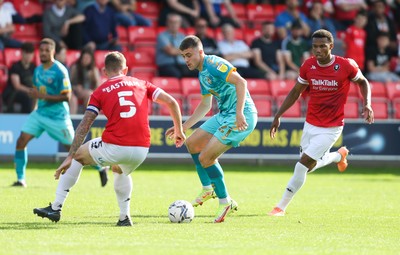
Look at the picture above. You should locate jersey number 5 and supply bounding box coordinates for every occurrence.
[118,91,136,118]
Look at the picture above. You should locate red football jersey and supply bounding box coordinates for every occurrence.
[88,75,161,147]
[298,55,361,127]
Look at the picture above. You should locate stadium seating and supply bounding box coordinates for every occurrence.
[247,4,275,28]
[276,97,303,118]
[181,78,200,95]
[0,50,5,66]
[348,82,361,99]
[94,50,110,70]
[128,26,157,49]
[0,65,8,92]
[12,24,41,44]
[244,28,261,46]
[369,81,388,99]
[221,3,248,25]
[274,4,286,16]
[253,98,273,117]
[247,79,271,96]
[14,0,43,18]
[125,51,155,68]
[4,48,22,68]
[344,100,360,119]
[116,26,129,49]
[126,51,157,79]
[371,101,390,119]
[393,99,400,119]
[65,50,81,67]
[136,1,160,23]
[152,77,182,95]
[159,97,184,116]
[386,82,400,101]
[269,79,296,98]
[186,96,213,116]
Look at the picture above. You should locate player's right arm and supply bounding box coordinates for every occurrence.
[54,110,97,179]
[270,82,307,139]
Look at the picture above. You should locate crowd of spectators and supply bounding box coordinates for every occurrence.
[0,0,399,116]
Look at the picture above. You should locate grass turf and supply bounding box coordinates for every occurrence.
[0,162,399,255]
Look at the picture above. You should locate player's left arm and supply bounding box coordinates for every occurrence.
[353,74,374,124]
[226,70,248,131]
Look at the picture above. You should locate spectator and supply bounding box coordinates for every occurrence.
[0,0,22,50]
[217,23,265,79]
[55,43,68,68]
[251,21,285,80]
[159,0,200,28]
[281,20,310,80]
[194,17,221,56]
[366,32,400,82]
[70,47,101,111]
[392,0,400,29]
[333,0,368,30]
[343,10,367,72]
[200,0,242,28]
[156,13,197,78]
[43,0,85,50]
[303,0,334,16]
[274,0,310,40]
[83,0,122,51]
[307,2,336,39]
[2,42,35,113]
[365,0,398,52]
[109,0,152,27]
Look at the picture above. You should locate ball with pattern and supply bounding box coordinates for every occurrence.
[168,200,195,223]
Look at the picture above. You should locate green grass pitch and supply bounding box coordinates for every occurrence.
[0,162,399,255]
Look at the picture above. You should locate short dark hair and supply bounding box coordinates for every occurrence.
[40,38,56,51]
[179,35,202,51]
[105,51,126,73]
[21,42,34,53]
[311,29,334,43]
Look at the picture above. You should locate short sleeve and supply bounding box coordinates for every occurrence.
[207,57,236,82]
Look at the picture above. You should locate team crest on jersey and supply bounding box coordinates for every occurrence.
[47,78,53,84]
[334,64,340,71]
[217,63,228,73]
[206,77,212,84]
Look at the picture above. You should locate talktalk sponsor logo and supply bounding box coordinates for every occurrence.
[0,130,13,144]
[310,79,338,86]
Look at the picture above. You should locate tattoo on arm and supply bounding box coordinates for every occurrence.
[68,111,97,156]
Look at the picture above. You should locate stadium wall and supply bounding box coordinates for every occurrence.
[0,114,399,164]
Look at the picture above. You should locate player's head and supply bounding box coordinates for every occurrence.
[179,35,204,71]
[39,38,56,64]
[311,29,334,63]
[104,51,128,77]
[21,42,34,65]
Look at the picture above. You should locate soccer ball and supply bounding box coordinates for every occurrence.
[168,200,195,223]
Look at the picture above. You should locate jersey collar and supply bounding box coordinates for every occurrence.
[317,55,335,67]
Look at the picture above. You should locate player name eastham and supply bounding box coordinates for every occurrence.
[102,80,140,93]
